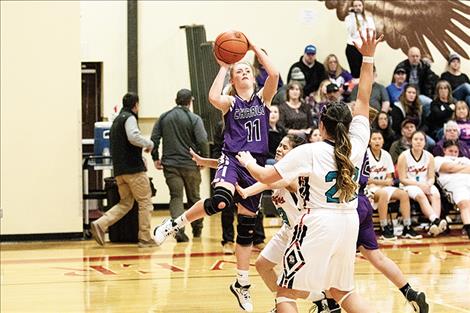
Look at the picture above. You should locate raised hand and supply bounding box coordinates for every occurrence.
[353,29,384,57]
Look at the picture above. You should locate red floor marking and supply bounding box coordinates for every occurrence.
[157,263,184,272]
[90,265,117,275]
[2,240,469,265]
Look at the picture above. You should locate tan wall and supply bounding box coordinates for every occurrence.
[0,1,82,235]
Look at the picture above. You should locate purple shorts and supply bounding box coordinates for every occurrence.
[213,151,267,213]
[356,194,379,250]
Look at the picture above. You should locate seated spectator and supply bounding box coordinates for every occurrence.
[308,127,322,143]
[325,83,342,102]
[371,111,396,151]
[396,47,438,119]
[434,139,470,239]
[267,104,287,164]
[454,100,470,146]
[323,54,353,96]
[441,53,470,106]
[367,130,421,240]
[271,68,305,107]
[254,48,284,90]
[433,120,470,158]
[305,79,330,127]
[386,66,407,104]
[397,131,447,236]
[287,44,327,97]
[389,119,416,164]
[390,84,423,136]
[278,81,312,138]
[350,65,390,112]
[426,80,455,140]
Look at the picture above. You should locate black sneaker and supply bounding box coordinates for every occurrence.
[402,225,423,239]
[309,299,330,313]
[380,224,397,240]
[175,231,189,243]
[406,290,429,313]
[428,218,445,236]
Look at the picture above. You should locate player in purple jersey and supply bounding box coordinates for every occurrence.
[153,37,279,312]
[356,137,429,313]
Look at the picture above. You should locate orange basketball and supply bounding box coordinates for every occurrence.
[214,30,249,64]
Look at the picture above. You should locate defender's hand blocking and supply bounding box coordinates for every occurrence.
[353,29,384,57]
[236,151,256,168]
[189,148,203,166]
[235,184,248,199]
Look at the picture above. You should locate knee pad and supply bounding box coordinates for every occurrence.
[204,186,233,216]
[236,214,256,246]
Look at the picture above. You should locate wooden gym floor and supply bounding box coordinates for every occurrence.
[1,211,469,313]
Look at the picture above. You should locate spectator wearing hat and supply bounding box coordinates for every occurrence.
[395,47,439,119]
[440,53,470,106]
[349,65,390,112]
[326,83,342,102]
[386,66,408,104]
[389,119,417,164]
[151,89,209,242]
[286,44,327,97]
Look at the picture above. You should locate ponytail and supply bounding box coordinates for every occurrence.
[320,102,357,202]
[334,122,357,202]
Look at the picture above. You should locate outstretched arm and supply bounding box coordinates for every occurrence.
[236,151,282,184]
[189,148,218,169]
[353,30,384,118]
[208,57,232,114]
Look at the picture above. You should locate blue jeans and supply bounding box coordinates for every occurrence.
[419,95,433,119]
[453,83,470,107]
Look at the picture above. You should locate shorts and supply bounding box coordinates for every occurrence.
[213,151,267,213]
[356,194,379,250]
[443,182,470,204]
[278,209,359,292]
[370,186,399,210]
[403,185,439,200]
[261,224,292,265]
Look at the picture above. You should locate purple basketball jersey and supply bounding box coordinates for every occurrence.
[222,93,270,155]
[358,152,370,194]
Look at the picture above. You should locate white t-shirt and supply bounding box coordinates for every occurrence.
[434,155,470,186]
[345,13,376,45]
[274,115,370,211]
[402,149,433,183]
[367,148,395,181]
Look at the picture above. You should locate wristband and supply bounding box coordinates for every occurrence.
[362,56,374,64]
[243,158,256,168]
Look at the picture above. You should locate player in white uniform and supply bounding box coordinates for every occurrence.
[367,130,422,240]
[236,30,382,313]
[236,135,340,313]
[397,131,447,236]
[434,139,470,239]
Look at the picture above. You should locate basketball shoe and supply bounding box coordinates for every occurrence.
[401,225,423,239]
[152,218,180,246]
[406,290,429,313]
[230,281,253,312]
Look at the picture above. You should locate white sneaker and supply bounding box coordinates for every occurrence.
[152,218,179,246]
[230,282,253,312]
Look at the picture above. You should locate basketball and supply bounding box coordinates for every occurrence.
[214,30,249,64]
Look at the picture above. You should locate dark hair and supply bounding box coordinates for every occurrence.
[122,92,139,110]
[286,81,304,101]
[320,101,357,202]
[370,129,383,138]
[285,134,306,149]
[443,139,459,149]
[399,84,422,116]
[410,130,426,145]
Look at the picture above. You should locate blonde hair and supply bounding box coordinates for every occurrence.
[324,54,344,78]
[453,100,470,121]
[228,61,257,96]
[314,79,331,103]
[321,102,357,202]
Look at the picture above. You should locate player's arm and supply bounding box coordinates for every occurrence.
[352,30,383,119]
[426,158,436,186]
[368,173,393,186]
[439,161,470,174]
[236,152,282,184]
[208,58,232,114]
[249,43,279,106]
[189,148,218,169]
[397,154,417,186]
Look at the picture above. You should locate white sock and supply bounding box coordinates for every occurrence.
[236,269,250,286]
[429,214,438,223]
[174,213,189,228]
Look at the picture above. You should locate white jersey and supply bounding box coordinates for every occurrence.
[271,177,310,228]
[403,149,433,183]
[275,115,370,211]
[367,148,395,181]
[434,156,470,186]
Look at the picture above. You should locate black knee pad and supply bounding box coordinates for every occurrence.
[204,186,233,216]
[236,214,257,246]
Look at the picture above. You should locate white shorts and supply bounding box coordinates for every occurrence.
[443,182,470,204]
[277,209,359,292]
[261,224,292,265]
[370,186,398,210]
[403,185,439,200]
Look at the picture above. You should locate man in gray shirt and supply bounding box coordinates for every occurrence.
[151,89,209,242]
